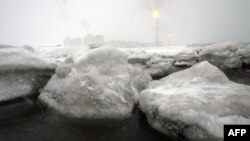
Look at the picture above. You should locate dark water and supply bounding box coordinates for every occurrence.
[0,100,167,141]
[0,69,249,141]
[224,69,250,85]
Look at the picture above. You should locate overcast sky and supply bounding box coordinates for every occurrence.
[0,0,250,46]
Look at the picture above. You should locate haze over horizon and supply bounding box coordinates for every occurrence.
[0,0,250,46]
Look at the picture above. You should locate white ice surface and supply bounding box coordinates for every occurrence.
[39,47,151,119]
[139,61,250,139]
[0,46,55,72]
[0,45,56,102]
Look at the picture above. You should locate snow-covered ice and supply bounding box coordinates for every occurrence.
[237,44,250,67]
[123,42,250,79]
[174,49,199,67]
[33,45,90,64]
[124,46,197,78]
[139,61,250,140]
[121,46,192,56]
[199,42,243,69]
[0,45,56,102]
[0,45,56,72]
[39,47,151,119]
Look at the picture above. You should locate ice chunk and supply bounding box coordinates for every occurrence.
[237,44,250,67]
[128,51,152,64]
[199,42,243,69]
[0,45,56,102]
[139,61,250,141]
[0,45,56,72]
[39,47,151,119]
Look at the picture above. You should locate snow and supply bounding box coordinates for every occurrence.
[0,46,56,72]
[139,61,250,140]
[123,46,197,78]
[0,73,33,101]
[39,47,151,119]
[32,45,197,79]
[237,44,250,66]
[199,42,243,69]
[32,42,249,70]
[128,51,152,64]
[33,45,90,64]
[120,46,191,56]
[174,49,198,62]
[0,45,56,102]
[120,42,250,79]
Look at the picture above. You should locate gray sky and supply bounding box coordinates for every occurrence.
[0,0,250,46]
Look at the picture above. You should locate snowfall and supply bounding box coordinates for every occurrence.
[1,42,250,141]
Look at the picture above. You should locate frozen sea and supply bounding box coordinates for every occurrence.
[1,44,249,141]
